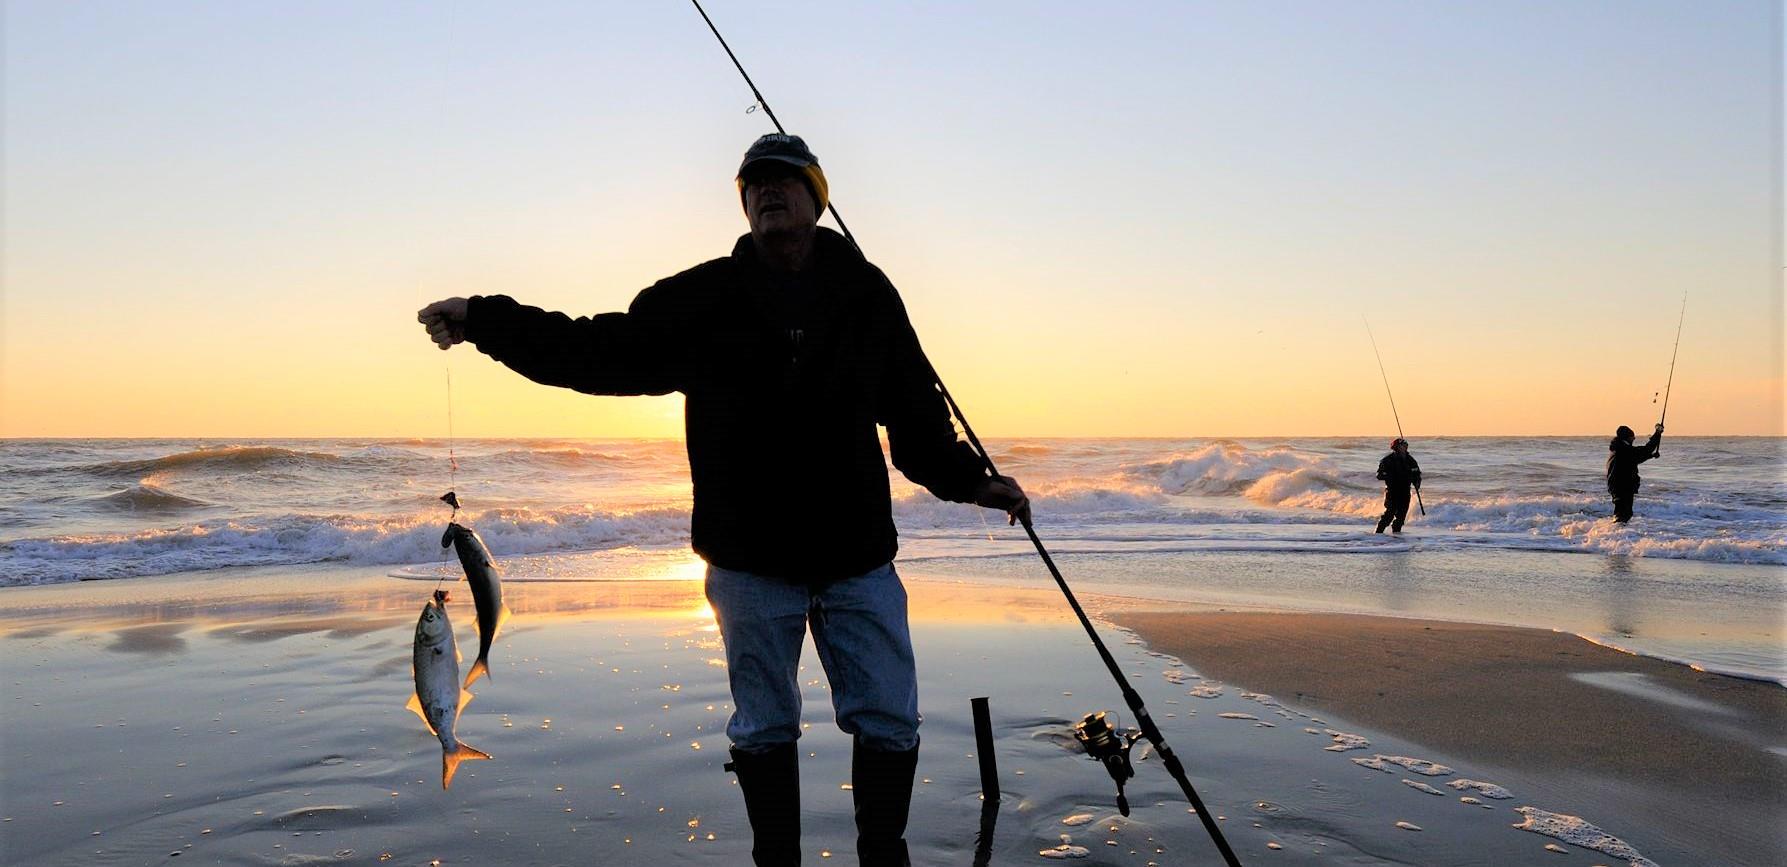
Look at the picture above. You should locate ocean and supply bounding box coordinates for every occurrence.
[2,436,1781,681]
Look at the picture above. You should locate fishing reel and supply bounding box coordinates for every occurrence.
[1074,711,1143,816]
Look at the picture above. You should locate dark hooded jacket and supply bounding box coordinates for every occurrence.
[1376,451,1421,490]
[1606,430,1661,495]
[461,228,988,583]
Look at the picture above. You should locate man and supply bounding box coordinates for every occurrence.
[1606,423,1663,523]
[1374,437,1421,534]
[417,133,1027,867]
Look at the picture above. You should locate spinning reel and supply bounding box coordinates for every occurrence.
[1074,711,1144,816]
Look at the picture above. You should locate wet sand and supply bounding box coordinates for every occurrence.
[3,565,1778,865]
[1107,608,1787,866]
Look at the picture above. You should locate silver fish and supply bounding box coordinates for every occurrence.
[407,590,491,789]
[442,521,509,688]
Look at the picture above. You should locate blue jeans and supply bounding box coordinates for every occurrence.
[705,561,920,753]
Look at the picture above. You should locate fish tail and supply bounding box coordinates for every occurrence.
[441,741,493,789]
[463,656,490,689]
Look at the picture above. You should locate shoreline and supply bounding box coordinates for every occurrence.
[1103,606,1787,865]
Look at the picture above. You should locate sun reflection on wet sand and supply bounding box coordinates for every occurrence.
[0,561,1105,643]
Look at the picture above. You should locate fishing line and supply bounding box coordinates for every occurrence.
[1364,316,1424,517]
[416,274,460,591]
[434,362,460,593]
[686,4,1241,862]
[446,365,460,497]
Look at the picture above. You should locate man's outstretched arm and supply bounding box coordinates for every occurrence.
[417,288,684,396]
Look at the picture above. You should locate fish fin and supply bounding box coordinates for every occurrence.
[459,687,476,711]
[441,741,492,789]
[470,604,511,637]
[405,693,436,734]
[463,657,490,689]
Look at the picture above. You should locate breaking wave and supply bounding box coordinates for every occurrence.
[88,446,346,478]
[2,438,1780,584]
[92,483,214,513]
[0,505,692,586]
[1125,442,1349,496]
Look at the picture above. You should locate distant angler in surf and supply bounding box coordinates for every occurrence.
[1606,423,1664,523]
[1375,437,1422,534]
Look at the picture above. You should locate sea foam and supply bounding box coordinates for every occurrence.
[1512,806,1658,867]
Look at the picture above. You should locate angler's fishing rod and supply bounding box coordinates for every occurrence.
[1364,317,1424,516]
[1655,294,1686,457]
[687,3,1242,864]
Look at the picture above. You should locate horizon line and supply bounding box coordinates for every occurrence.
[3,433,1782,441]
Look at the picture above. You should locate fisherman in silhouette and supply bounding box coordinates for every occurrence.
[418,133,1028,867]
[1606,423,1663,523]
[1374,437,1421,533]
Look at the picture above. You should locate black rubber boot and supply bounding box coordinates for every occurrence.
[726,743,801,866]
[852,740,918,867]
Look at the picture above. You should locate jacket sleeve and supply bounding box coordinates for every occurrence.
[1410,456,1422,487]
[872,278,989,504]
[1637,431,1662,462]
[1376,455,1391,481]
[463,287,685,396]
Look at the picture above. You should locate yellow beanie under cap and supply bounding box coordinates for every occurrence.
[736,163,828,216]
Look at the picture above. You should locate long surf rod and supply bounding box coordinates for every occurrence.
[1364,316,1424,516]
[1654,293,1686,458]
[688,3,1242,864]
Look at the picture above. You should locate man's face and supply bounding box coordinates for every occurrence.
[742,164,818,236]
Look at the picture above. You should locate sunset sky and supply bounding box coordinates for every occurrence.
[3,1,1780,437]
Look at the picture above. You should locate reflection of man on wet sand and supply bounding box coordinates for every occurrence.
[418,133,1028,866]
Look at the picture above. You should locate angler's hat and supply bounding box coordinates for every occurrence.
[1390,437,1408,449]
[736,133,829,216]
[1615,425,1635,441]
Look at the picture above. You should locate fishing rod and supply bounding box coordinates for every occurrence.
[1654,294,1686,457]
[1364,317,1424,516]
[687,3,1242,864]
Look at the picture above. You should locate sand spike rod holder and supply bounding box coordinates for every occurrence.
[688,3,1242,863]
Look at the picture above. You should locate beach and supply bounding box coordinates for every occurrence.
[4,563,1781,866]
[2,438,1783,864]
[1108,608,1787,866]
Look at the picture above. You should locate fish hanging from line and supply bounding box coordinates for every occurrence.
[441,503,509,689]
[407,590,491,789]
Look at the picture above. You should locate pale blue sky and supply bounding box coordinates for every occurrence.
[3,1,1780,436]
